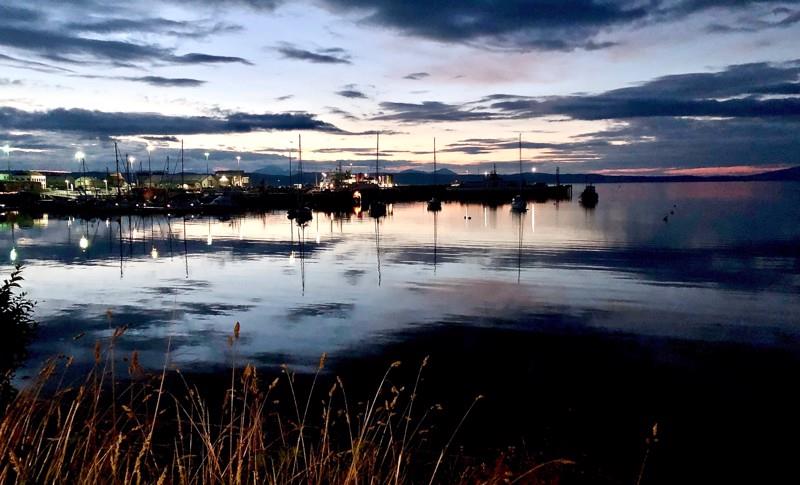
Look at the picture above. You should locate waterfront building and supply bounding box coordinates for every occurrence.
[0,171,47,190]
[215,170,249,188]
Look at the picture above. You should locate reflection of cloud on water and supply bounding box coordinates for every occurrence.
[343,269,365,285]
[287,302,355,322]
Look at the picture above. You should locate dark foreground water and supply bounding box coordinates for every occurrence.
[3,181,800,483]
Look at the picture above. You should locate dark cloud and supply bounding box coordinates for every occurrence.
[141,135,181,142]
[65,17,243,39]
[317,0,800,51]
[378,60,800,123]
[0,5,43,23]
[336,89,368,98]
[76,75,206,87]
[403,72,430,80]
[0,107,343,137]
[0,79,24,86]
[374,101,498,123]
[0,24,250,66]
[172,53,252,65]
[131,76,205,87]
[0,53,75,73]
[275,94,294,101]
[327,107,360,121]
[442,138,578,155]
[274,42,352,64]
[706,6,800,32]
[575,117,800,171]
[432,116,800,173]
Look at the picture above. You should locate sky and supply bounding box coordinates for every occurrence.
[1,0,799,175]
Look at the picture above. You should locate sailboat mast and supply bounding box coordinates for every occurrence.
[433,137,437,185]
[375,131,380,183]
[114,142,121,197]
[298,134,302,186]
[518,133,523,189]
[180,139,185,188]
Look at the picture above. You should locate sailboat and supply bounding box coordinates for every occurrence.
[370,131,387,218]
[288,134,313,224]
[427,137,442,212]
[511,134,528,212]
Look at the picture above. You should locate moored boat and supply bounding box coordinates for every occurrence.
[579,184,599,207]
[511,194,527,212]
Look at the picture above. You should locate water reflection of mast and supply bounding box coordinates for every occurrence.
[182,216,189,278]
[117,217,124,279]
[433,210,438,274]
[514,211,524,284]
[127,214,134,256]
[375,217,382,286]
[298,223,306,294]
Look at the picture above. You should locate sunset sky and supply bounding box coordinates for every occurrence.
[1,0,799,175]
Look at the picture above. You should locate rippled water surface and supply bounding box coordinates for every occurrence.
[4,181,798,370]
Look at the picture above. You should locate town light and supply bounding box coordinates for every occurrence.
[531,167,537,173]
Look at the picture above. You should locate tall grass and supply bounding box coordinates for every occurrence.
[0,322,572,484]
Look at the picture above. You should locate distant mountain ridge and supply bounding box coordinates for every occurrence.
[249,165,800,185]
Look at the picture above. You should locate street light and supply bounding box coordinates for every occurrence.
[75,151,86,188]
[236,156,242,187]
[129,156,136,186]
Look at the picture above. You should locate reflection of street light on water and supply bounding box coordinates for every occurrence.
[151,247,159,259]
[79,235,89,250]
[9,247,17,262]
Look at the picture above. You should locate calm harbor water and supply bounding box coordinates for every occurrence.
[3,181,800,483]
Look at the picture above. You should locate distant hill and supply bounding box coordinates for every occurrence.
[745,166,800,181]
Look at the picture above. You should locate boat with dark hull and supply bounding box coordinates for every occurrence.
[511,194,527,212]
[579,184,599,207]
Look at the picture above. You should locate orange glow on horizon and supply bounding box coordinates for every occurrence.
[591,165,790,177]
